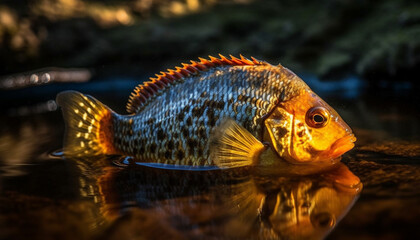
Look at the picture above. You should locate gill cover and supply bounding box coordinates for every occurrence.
[263,107,294,163]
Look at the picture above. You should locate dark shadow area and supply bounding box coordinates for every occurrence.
[1,0,419,239]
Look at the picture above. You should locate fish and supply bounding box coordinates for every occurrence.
[56,54,356,168]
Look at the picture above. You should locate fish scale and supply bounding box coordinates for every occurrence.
[56,55,350,167]
[111,64,304,166]
[57,54,357,171]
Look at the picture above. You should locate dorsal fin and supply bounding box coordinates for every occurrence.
[126,54,267,114]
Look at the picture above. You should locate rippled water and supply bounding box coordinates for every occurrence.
[0,84,419,239]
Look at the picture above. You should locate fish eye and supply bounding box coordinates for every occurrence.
[306,107,329,128]
[311,212,335,228]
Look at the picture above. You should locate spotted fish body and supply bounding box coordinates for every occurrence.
[57,55,311,166]
[116,64,308,166]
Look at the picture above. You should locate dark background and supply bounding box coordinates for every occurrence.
[1,1,420,240]
[1,0,419,91]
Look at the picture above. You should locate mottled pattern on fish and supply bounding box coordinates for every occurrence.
[110,56,308,166]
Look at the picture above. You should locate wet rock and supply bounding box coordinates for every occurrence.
[345,158,420,197]
[358,140,420,158]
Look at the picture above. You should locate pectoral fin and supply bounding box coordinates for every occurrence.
[210,119,265,168]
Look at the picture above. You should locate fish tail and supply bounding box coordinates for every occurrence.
[56,91,117,157]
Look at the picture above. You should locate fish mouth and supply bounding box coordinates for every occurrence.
[325,134,356,159]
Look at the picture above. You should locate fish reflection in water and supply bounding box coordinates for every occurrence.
[74,156,362,240]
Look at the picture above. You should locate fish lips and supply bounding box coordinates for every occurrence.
[318,134,356,160]
[287,133,356,164]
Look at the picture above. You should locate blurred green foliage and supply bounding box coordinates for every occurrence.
[0,0,419,87]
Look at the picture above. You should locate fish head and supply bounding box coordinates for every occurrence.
[267,168,361,239]
[264,89,355,164]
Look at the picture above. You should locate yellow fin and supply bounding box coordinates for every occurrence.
[210,119,265,168]
[56,91,116,157]
[219,179,265,237]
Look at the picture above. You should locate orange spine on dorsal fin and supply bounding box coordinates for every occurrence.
[251,56,261,64]
[229,55,243,65]
[126,54,267,114]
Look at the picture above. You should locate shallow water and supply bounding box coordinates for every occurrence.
[0,86,419,239]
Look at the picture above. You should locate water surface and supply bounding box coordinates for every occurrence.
[0,86,419,240]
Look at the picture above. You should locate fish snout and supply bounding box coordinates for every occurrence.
[329,133,356,159]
